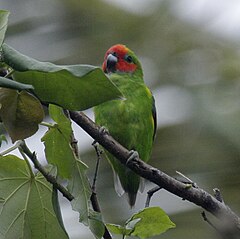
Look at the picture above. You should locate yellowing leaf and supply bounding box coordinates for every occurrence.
[0,88,44,142]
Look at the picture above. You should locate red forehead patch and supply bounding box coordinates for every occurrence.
[106,44,128,56]
[103,44,137,73]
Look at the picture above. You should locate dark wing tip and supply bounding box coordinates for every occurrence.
[127,192,137,208]
[152,95,157,140]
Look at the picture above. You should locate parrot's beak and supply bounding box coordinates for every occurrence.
[106,53,118,73]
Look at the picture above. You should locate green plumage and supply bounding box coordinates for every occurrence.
[94,46,156,206]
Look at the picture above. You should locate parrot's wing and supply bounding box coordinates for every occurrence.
[152,95,157,140]
[113,170,125,196]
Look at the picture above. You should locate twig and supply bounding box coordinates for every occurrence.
[90,143,112,239]
[176,171,198,188]
[63,109,79,157]
[91,141,102,192]
[0,140,22,156]
[4,68,14,78]
[64,110,112,239]
[69,111,240,234]
[145,186,161,207]
[213,188,224,203]
[19,140,74,201]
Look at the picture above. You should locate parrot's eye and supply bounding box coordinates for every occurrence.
[111,52,118,57]
[125,55,133,63]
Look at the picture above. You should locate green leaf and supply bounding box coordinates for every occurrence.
[128,207,176,239]
[2,44,123,111]
[106,223,129,236]
[67,159,91,225]
[52,187,69,236]
[0,88,44,142]
[107,219,141,237]
[0,76,34,90]
[68,159,105,239]
[107,207,175,238]
[0,134,7,147]
[0,10,9,47]
[0,155,69,239]
[42,104,104,237]
[89,209,105,239]
[41,104,75,179]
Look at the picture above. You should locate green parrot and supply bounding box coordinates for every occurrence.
[94,44,156,207]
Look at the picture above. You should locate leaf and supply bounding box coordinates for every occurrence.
[106,223,131,236]
[67,159,91,225]
[67,159,105,239]
[0,76,34,90]
[52,187,69,236]
[0,155,69,239]
[2,44,123,111]
[41,105,75,179]
[128,207,176,239]
[0,10,9,47]
[107,219,140,237]
[42,104,105,237]
[0,88,44,142]
[89,209,105,239]
[0,134,7,147]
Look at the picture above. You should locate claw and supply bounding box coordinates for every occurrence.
[126,150,139,165]
[92,140,98,146]
[99,126,109,135]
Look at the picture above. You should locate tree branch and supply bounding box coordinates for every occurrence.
[69,111,240,235]
[19,140,74,201]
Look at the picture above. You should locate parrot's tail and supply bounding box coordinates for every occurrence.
[127,192,137,208]
[113,169,142,207]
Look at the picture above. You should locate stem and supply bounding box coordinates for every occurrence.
[91,142,102,192]
[145,186,161,208]
[18,145,35,178]
[0,140,22,156]
[4,68,15,78]
[40,122,55,128]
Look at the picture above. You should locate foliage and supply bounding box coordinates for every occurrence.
[0,155,69,239]
[2,44,122,111]
[42,104,76,179]
[107,207,175,238]
[0,88,44,142]
[0,10,8,47]
[0,10,175,239]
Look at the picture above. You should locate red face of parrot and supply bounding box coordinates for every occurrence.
[102,44,138,74]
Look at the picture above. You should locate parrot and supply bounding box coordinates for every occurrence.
[94,44,156,207]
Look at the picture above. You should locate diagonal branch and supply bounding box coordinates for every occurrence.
[69,111,240,236]
[19,140,74,201]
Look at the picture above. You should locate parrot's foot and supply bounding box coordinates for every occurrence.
[98,126,109,135]
[126,150,139,165]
